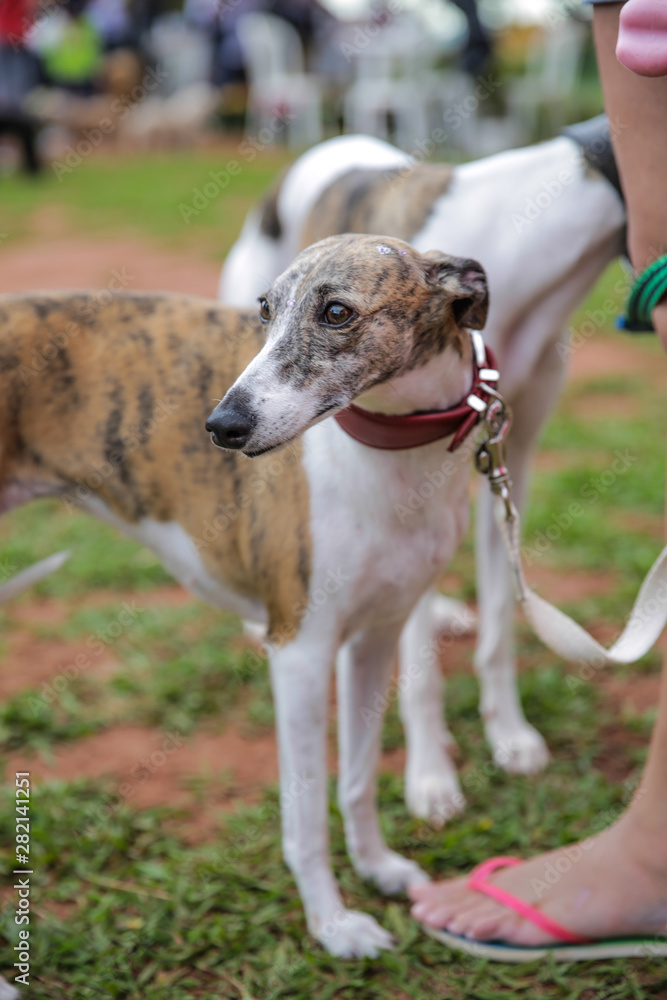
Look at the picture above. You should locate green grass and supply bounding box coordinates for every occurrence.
[2,670,666,1000]
[0,144,292,259]
[1,152,666,998]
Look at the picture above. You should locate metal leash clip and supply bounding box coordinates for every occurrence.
[474,389,515,524]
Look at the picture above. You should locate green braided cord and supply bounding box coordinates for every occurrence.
[618,254,667,333]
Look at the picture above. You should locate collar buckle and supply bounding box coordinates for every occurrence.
[474,393,515,522]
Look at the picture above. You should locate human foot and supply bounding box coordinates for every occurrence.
[409,820,667,946]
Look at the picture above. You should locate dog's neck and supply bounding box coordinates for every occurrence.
[353,337,473,416]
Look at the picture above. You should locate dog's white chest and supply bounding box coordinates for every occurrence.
[302,422,471,633]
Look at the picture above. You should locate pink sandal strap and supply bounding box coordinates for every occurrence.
[467,856,590,945]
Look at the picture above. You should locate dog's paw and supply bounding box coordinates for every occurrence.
[430,594,476,635]
[317,909,395,958]
[355,850,430,896]
[405,755,466,826]
[488,723,550,775]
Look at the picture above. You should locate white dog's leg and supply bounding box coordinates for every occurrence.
[429,592,477,633]
[398,592,467,824]
[475,342,566,773]
[270,636,394,959]
[337,623,430,892]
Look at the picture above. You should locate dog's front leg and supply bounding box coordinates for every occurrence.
[337,623,430,894]
[269,636,394,959]
[398,592,467,825]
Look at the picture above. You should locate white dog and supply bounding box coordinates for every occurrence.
[219,120,627,824]
[1,235,495,958]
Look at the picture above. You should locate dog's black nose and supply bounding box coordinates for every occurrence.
[205,406,254,450]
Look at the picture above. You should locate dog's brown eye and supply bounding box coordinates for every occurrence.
[259,298,270,323]
[324,302,353,327]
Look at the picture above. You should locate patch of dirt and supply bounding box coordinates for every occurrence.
[2,710,412,846]
[35,898,79,922]
[593,658,661,783]
[533,450,580,475]
[381,746,406,777]
[0,632,120,700]
[2,585,199,702]
[435,573,468,599]
[0,233,220,298]
[593,719,648,783]
[569,335,662,385]
[9,584,195,630]
[568,394,643,423]
[4,722,280,841]
[525,565,617,604]
[437,633,476,678]
[599,672,661,717]
[610,510,665,540]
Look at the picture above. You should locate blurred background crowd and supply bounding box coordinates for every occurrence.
[0,0,602,175]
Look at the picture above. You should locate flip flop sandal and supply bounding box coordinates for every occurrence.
[421,856,667,963]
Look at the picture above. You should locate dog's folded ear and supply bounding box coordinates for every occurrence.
[421,250,489,330]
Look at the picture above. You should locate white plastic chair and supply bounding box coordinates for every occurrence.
[508,19,589,136]
[148,14,214,96]
[236,12,323,149]
[342,17,430,150]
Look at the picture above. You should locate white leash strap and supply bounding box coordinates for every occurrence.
[497,496,667,666]
[469,330,667,667]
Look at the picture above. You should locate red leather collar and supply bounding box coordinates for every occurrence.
[334,344,499,452]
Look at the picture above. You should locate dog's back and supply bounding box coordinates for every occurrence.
[0,292,312,632]
[299,163,454,248]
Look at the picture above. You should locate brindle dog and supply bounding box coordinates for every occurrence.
[1,234,487,958]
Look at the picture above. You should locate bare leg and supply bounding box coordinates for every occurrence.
[409,2,667,943]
